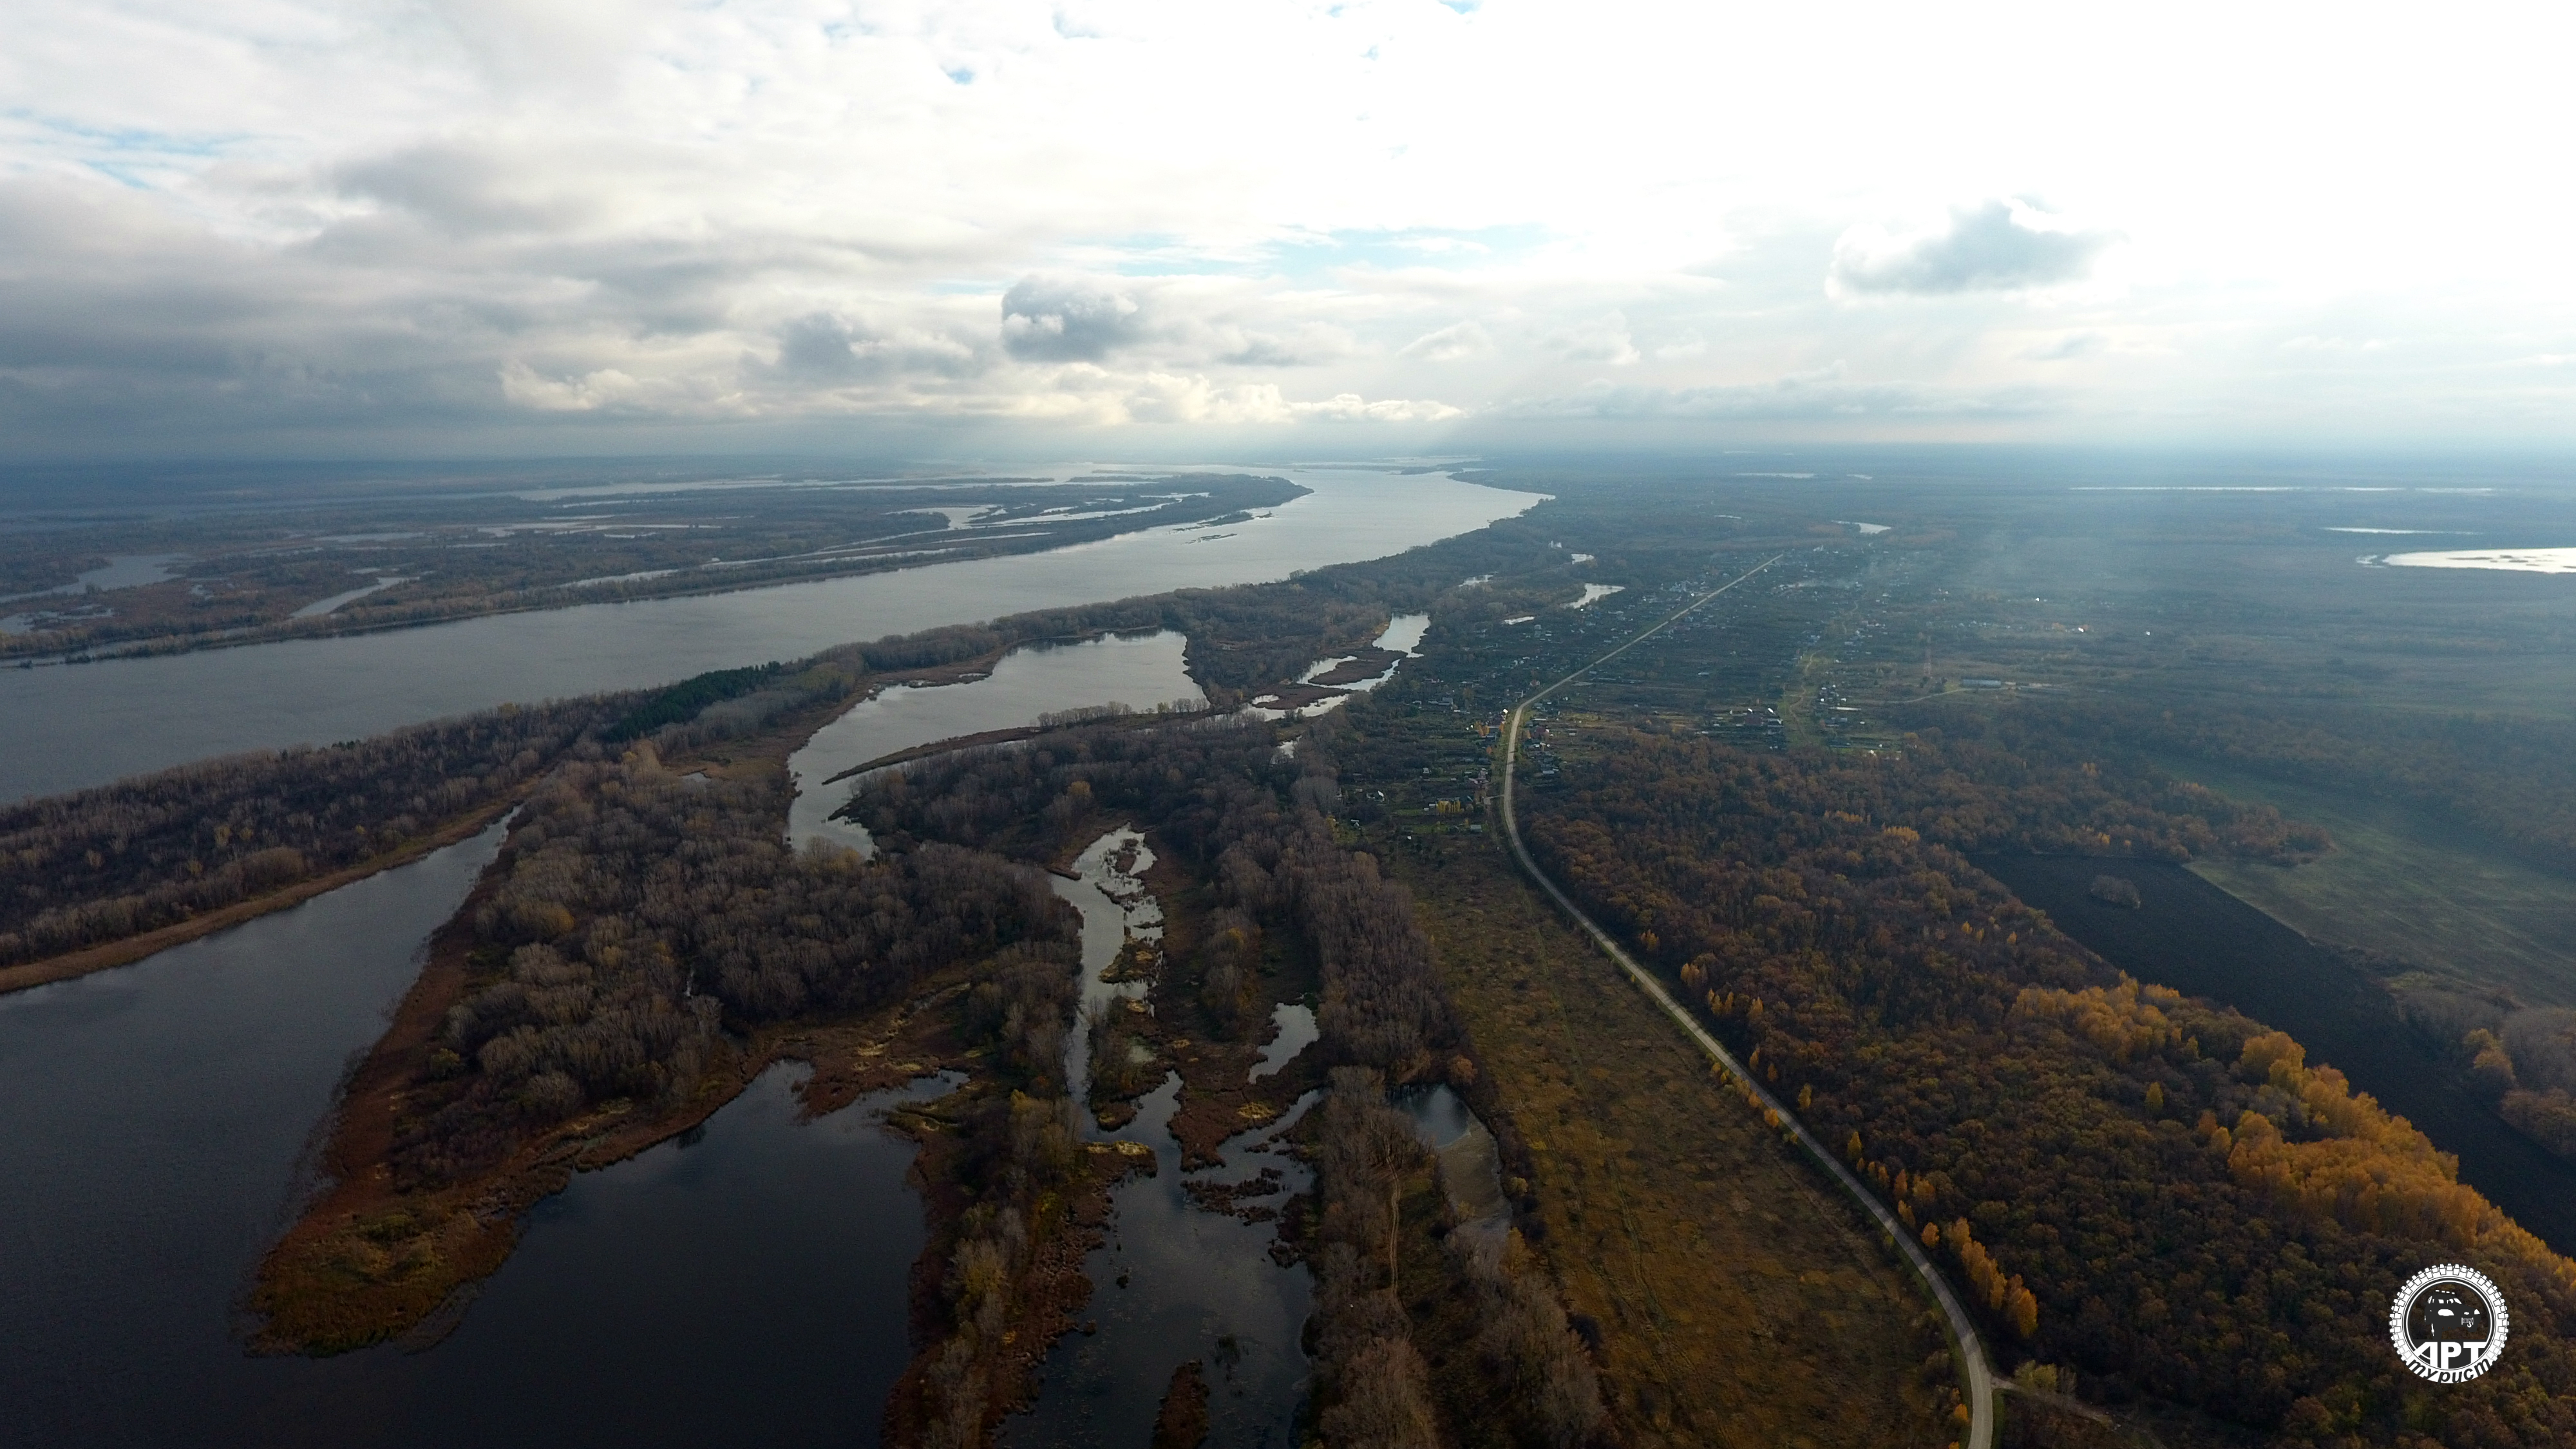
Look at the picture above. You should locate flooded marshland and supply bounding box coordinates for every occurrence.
[1005,829,1320,1449]
[787,632,1201,856]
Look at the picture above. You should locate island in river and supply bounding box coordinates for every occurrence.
[0,471,1303,661]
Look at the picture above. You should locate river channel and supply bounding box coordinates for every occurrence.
[3,607,1401,1444]
[1,464,1536,802]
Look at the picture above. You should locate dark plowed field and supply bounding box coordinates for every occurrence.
[1977,855,2576,1256]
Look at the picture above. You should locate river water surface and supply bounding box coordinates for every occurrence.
[5,613,1363,1446]
[3,463,1503,1445]
[2,466,1534,802]
[787,632,1202,854]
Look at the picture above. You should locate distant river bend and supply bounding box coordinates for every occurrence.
[0,466,1537,802]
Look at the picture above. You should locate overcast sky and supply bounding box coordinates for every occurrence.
[5,1,2570,459]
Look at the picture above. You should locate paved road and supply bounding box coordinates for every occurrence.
[1493,556,1996,1449]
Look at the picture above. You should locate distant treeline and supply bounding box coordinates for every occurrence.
[1799,712,2337,866]
[0,699,621,968]
[1522,728,2576,1448]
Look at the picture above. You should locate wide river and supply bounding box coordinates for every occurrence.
[1,465,1537,802]
[2,468,1515,1447]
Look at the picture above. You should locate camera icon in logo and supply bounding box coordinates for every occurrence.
[2390,1264,2509,1383]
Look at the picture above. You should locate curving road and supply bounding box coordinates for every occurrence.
[1493,555,1996,1449]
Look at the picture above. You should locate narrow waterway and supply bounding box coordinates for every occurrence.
[1007,828,1318,1449]
[788,632,1201,855]
[2,467,1535,802]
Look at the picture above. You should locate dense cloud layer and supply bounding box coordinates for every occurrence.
[4,1,2574,456]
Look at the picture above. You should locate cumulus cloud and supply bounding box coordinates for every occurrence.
[332,142,610,236]
[1219,323,1354,367]
[1830,201,2116,296]
[1017,368,1459,426]
[498,361,651,412]
[4,0,2569,453]
[2022,332,2107,361]
[758,313,984,384]
[1000,276,1148,362]
[1294,393,1466,422]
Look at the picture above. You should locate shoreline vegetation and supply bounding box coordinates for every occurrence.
[0,795,520,996]
[0,698,630,990]
[849,714,1615,1448]
[1,648,1012,998]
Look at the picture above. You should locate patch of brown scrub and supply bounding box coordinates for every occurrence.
[1150,1360,1211,1449]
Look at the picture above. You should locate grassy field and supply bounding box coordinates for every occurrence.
[2164,758,2576,1008]
[1385,828,1952,1449]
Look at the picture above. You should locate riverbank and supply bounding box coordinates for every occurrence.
[2,637,1089,1002]
[252,906,977,1353]
[1068,825,1328,1155]
[819,706,1208,791]
[0,795,522,998]
[0,463,1542,804]
[249,668,1049,1355]
[3,475,1311,666]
